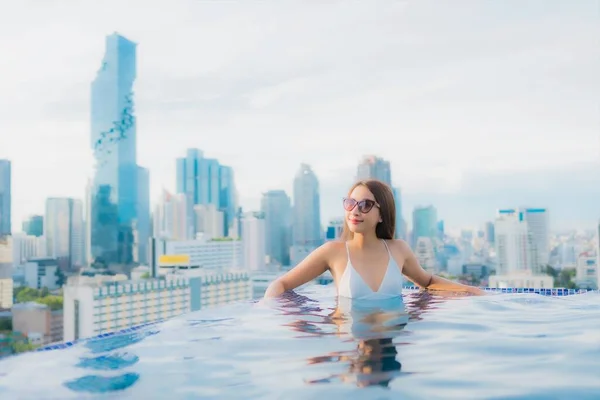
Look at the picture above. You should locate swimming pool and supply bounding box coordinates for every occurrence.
[1,286,599,399]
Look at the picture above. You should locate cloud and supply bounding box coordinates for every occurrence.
[0,0,598,230]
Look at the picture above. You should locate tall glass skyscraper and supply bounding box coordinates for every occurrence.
[356,155,392,186]
[291,164,322,264]
[45,198,84,270]
[261,190,292,266]
[176,148,236,237]
[412,205,438,247]
[89,33,148,265]
[0,160,11,236]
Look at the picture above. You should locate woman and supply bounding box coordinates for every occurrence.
[264,179,485,299]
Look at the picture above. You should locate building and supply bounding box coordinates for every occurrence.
[194,204,225,240]
[176,149,236,237]
[0,160,10,237]
[414,237,436,273]
[89,33,149,266]
[575,252,598,289]
[241,212,266,271]
[392,187,406,240]
[291,164,322,265]
[494,213,538,275]
[45,198,84,270]
[356,155,391,186]
[24,258,60,290]
[0,264,12,309]
[484,221,495,245]
[260,190,292,266]
[154,238,242,276]
[325,218,344,241]
[498,208,549,269]
[8,233,47,266]
[11,302,63,345]
[63,270,251,342]
[153,190,189,240]
[489,271,554,289]
[135,166,150,264]
[412,206,438,247]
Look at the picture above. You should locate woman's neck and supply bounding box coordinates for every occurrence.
[349,233,380,249]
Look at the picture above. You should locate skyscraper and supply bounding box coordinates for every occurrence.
[153,190,188,241]
[412,205,438,247]
[261,190,292,266]
[89,33,147,265]
[494,213,538,275]
[135,166,150,263]
[176,148,236,236]
[291,164,322,264]
[241,212,266,271]
[356,155,391,186]
[45,198,84,270]
[498,208,549,269]
[0,160,11,236]
[392,187,406,240]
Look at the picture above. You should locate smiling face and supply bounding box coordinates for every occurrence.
[344,184,382,235]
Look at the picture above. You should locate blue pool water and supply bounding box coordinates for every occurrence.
[1,286,599,399]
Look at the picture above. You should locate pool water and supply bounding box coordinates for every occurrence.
[1,286,599,399]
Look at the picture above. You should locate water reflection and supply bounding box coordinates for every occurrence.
[274,291,445,388]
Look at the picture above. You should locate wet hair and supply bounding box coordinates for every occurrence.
[341,179,396,240]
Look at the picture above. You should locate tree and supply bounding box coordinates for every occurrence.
[55,268,66,287]
[16,287,42,303]
[36,295,63,311]
[0,318,12,332]
[11,340,37,354]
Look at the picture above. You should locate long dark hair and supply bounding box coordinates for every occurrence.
[341,179,396,240]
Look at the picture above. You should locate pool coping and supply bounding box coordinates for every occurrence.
[35,286,599,353]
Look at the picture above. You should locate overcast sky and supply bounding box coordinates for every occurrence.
[0,0,598,231]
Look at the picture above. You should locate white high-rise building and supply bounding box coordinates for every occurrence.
[241,212,266,271]
[194,204,224,240]
[45,198,84,270]
[10,233,47,265]
[498,208,549,269]
[575,251,598,289]
[415,237,436,273]
[153,190,189,240]
[494,214,538,275]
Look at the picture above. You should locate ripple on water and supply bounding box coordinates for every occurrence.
[85,330,159,354]
[1,287,599,399]
[76,352,140,370]
[63,372,140,393]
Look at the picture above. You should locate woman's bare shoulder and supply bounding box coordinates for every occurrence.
[387,239,412,254]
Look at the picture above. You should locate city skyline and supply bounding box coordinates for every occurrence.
[1,1,599,231]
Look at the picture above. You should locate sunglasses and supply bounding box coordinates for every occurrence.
[343,198,380,214]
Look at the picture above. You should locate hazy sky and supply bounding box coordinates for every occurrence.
[0,0,598,231]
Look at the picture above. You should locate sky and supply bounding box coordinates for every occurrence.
[0,0,599,232]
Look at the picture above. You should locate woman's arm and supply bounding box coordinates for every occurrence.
[395,240,485,295]
[263,241,334,299]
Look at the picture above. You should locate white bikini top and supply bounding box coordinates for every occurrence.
[337,240,404,300]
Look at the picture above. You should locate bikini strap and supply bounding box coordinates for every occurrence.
[344,241,351,259]
[382,239,392,255]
